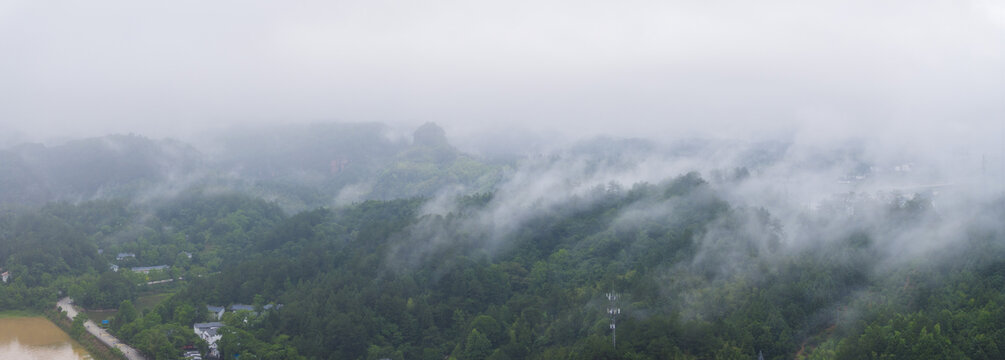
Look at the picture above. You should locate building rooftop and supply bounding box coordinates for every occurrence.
[229,304,255,312]
[131,265,169,272]
[194,322,224,330]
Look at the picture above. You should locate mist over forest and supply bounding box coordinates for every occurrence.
[0,120,1002,360]
[1,0,1004,359]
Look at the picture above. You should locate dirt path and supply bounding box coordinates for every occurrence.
[57,297,147,360]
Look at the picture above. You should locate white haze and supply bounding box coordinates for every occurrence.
[1,0,1002,264]
[400,130,1005,325]
[2,0,1002,340]
[1,0,1002,158]
[394,120,1004,291]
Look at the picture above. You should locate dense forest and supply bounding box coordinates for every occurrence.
[0,124,1002,359]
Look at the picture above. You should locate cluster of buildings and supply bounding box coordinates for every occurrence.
[193,303,283,359]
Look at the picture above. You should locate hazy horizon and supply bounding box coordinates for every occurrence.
[1,3,1004,358]
[1,0,1002,158]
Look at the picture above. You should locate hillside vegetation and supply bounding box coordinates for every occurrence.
[0,125,1002,359]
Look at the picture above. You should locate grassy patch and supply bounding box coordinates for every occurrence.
[84,291,174,325]
[85,309,117,324]
[136,292,173,312]
[0,309,41,318]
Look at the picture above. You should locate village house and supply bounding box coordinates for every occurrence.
[228,304,255,312]
[116,252,136,261]
[193,322,224,359]
[130,265,169,273]
[183,349,202,360]
[206,305,225,320]
[206,303,282,323]
[1,269,9,283]
[229,303,282,315]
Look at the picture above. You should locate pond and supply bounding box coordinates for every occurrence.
[0,316,93,360]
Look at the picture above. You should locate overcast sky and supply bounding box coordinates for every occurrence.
[1,0,1002,153]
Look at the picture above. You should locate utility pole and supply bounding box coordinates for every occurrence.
[606,290,621,349]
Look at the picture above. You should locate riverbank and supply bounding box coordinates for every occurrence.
[56,298,146,360]
[46,307,127,360]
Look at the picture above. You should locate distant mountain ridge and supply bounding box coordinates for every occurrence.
[0,123,507,210]
[0,134,201,205]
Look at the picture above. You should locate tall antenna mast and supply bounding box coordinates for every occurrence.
[606,289,621,348]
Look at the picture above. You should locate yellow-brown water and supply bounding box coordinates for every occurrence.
[0,317,92,360]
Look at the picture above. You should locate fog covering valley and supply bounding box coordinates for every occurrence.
[0,120,1002,359]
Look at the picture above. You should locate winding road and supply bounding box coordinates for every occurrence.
[57,297,148,360]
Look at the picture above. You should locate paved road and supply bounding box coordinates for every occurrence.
[57,297,148,360]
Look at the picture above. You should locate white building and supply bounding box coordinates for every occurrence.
[193,322,224,358]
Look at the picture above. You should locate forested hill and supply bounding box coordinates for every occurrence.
[0,126,1002,359]
[0,122,507,210]
[176,174,1004,360]
[1,168,1001,359]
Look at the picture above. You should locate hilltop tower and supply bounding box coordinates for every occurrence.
[606,289,621,348]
